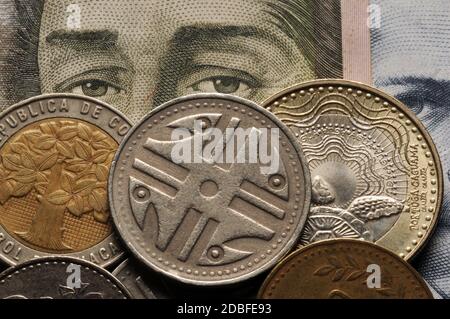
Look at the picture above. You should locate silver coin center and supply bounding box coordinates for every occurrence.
[199,180,219,198]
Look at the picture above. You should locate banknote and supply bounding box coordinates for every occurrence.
[0,0,343,123]
[369,0,450,299]
[0,0,449,298]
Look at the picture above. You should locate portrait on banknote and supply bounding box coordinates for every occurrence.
[371,0,450,298]
[0,0,342,122]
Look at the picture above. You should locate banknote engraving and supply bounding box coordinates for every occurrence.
[370,0,450,297]
[0,0,342,123]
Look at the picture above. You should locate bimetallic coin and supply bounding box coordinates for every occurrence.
[0,94,131,266]
[0,257,130,299]
[109,94,311,286]
[258,239,433,299]
[263,80,443,260]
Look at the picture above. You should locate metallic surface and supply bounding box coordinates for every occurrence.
[263,80,443,260]
[0,94,131,267]
[112,258,261,299]
[0,257,130,299]
[258,239,433,299]
[109,94,311,285]
[112,258,169,299]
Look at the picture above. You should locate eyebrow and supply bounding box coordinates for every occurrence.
[381,76,450,92]
[46,29,118,45]
[171,25,291,56]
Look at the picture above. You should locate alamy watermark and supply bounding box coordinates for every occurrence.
[170,120,280,175]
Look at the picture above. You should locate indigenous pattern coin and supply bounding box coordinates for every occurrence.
[0,94,131,266]
[113,258,169,299]
[113,258,260,299]
[258,239,433,299]
[262,80,443,260]
[109,94,311,286]
[0,257,130,299]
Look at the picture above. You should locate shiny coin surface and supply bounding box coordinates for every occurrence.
[263,80,443,260]
[109,94,311,286]
[0,257,130,299]
[258,239,433,299]
[113,258,260,299]
[0,94,131,266]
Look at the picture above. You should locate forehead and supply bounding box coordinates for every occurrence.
[372,0,450,80]
[41,0,277,33]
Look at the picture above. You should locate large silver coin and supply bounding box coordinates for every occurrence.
[0,257,130,299]
[112,258,169,299]
[109,94,311,286]
[113,258,260,299]
[0,94,131,267]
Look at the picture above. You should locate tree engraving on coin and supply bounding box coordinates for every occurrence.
[258,239,433,299]
[0,257,130,299]
[109,94,311,285]
[0,94,131,266]
[263,80,442,259]
[0,119,115,251]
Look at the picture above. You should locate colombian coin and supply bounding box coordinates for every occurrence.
[109,94,311,286]
[113,258,260,299]
[258,239,433,299]
[262,80,443,260]
[0,257,130,299]
[0,94,131,266]
[113,258,169,299]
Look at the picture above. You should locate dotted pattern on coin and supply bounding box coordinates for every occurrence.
[109,94,311,286]
[258,239,433,299]
[112,258,167,299]
[0,94,131,267]
[0,257,130,299]
[262,80,443,260]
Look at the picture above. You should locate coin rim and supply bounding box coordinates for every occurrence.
[261,79,444,261]
[0,93,131,267]
[109,93,312,286]
[257,238,434,299]
[0,255,132,298]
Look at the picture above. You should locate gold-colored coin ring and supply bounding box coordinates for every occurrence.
[0,94,131,267]
[262,80,443,260]
[258,239,433,299]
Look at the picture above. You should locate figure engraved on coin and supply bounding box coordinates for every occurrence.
[110,94,311,285]
[281,99,409,244]
[263,80,442,259]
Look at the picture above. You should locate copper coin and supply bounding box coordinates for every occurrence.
[109,94,311,286]
[258,239,433,299]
